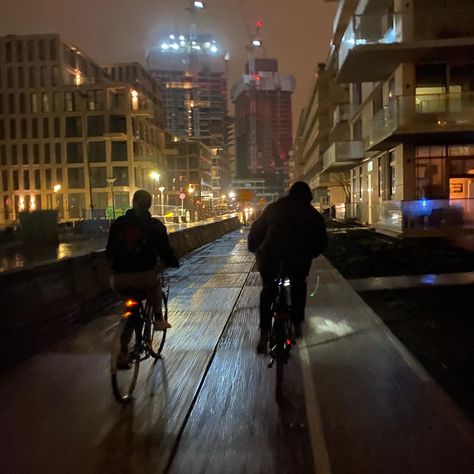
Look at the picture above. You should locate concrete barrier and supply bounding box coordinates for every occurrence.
[0,217,240,370]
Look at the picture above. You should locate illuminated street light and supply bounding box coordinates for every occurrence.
[252,39,262,48]
[193,1,205,9]
[150,171,160,183]
[53,184,62,193]
[228,191,236,199]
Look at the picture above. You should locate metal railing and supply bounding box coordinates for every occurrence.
[323,141,364,171]
[369,93,474,148]
[340,12,404,69]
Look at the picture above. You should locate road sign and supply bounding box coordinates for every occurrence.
[237,189,254,202]
[179,192,186,200]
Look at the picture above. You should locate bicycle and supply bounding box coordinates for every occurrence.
[110,274,169,403]
[267,273,295,403]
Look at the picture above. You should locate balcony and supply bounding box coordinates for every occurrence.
[333,104,353,127]
[310,171,333,189]
[322,141,364,171]
[302,145,322,178]
[369,93,474,150]
[337,11,474,82]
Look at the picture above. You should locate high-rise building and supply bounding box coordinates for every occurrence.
[146,34,231,199]
[232,58,295,197]
[0,34,165,224]
[296,0,474,234]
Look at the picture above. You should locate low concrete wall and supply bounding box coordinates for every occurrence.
[0,217,240,369]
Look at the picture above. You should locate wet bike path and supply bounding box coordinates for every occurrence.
[0,230,312,473]
[1,229,473,473]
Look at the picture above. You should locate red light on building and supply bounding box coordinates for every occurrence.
[256,20,263,29]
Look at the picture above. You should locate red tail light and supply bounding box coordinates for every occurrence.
[125,299,138,308]
[286,338,292,346]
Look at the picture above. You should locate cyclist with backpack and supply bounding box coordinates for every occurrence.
[248,181,327,353]
[106,190,179,342]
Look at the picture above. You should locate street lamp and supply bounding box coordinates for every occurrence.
[150,171,161,215]
[106,177,117,219]
[159,186,165,217]
[53,184,62,218]
[228,190,236,199]
[150,171,160,184]
[209,192,214,214]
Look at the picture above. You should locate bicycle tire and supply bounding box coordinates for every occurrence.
[149,290,168,359]
[110,318,140,403]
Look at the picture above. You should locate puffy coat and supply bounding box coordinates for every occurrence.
[106,209,179,273]
[248,195,327,274]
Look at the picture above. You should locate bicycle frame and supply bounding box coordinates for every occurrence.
[268,275,294,369]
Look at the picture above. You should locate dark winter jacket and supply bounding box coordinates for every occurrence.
[106,209,179,273]
[248,195,327,274]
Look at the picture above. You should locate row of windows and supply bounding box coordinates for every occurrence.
[2,38,57,63]
[0,115,129,140]
[2,191,131,219]
[0,65,60,89]
[1,166,130,192]
[0,141,129,165]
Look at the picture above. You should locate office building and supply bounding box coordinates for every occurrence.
[0,34,165,224]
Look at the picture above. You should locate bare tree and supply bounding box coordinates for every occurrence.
[331,172,351,203]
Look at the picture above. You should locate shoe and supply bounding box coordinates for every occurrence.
[117,351,131,370]
[256,330,269,354]
[154,318,172,331]
[294,322,303,339]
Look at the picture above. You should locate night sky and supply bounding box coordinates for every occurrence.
[0,0,337,128]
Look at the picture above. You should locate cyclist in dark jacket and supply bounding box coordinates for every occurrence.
[248,181,327,353]
[106,190,179,332]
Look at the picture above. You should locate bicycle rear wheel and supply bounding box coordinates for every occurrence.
[149,290,168,359]
[110,317,140,403]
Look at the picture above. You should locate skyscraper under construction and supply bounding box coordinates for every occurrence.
[146,32,231,198]
[232,58,295,196]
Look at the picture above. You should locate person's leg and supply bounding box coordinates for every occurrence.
[289,271,309,337]
[257,270,278,353]
[139,271,170,330]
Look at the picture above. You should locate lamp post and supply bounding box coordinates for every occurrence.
[106,177,117,220]
[209,192,214,215]
[159,186,165,217]
[150,171,160,216]
[53,184,62,219]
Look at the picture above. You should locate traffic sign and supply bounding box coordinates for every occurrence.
[179,192,186,200]
[237,189,254,202]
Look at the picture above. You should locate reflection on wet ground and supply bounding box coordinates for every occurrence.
[0,239,107,273]
[0,214,238,274]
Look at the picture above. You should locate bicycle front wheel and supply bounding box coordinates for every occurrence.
[110,317,140,403]
[149,290,168,359]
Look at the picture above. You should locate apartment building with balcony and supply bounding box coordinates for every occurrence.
[300,0,474,234]
[0,34,165,224]
[293,60,351,213]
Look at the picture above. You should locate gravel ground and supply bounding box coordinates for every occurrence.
[324,221,474,419]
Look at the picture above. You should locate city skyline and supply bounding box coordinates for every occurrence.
[0,0,337,129]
